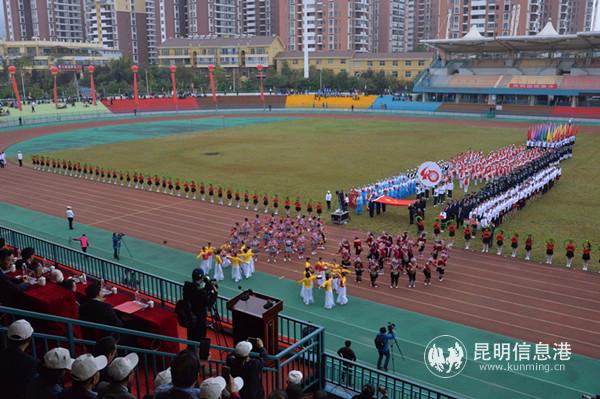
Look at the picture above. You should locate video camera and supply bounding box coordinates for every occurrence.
[202,275,219,308]
[387,322,396,332]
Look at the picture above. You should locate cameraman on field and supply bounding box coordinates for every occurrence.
[182,268,218,343]
[374,324,395,371]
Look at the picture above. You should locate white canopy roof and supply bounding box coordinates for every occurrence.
[422,22,600,54]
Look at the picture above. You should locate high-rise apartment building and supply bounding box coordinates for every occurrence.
[4,0,600,66]
[84,0,176,65]
[438,0,596,39]
[4,0,86,41]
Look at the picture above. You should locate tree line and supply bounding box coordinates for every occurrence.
[1,57,414,99]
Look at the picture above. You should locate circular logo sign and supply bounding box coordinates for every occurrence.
[417,161,443,188]
[424,335,467,378]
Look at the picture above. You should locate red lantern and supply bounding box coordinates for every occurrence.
[8,65,22,111]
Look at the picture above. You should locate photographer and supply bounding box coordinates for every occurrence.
[181,269,218,343]
[374,324,395,371]
[112,233,125,260]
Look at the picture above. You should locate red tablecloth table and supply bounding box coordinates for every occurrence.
[18,282,79,338]
[76,285,179,353]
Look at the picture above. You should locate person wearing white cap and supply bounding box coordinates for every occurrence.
[25,347,74,399]
[96,353,138,399]
[286,370,304,399]
[66,206,75,230]
[49,269,65,284]
[154,350,201,399]
[225,340,268,399]
[58,354,107,399]
[154,367,172,388]
[0,319,38,399]
[200,375,244,399]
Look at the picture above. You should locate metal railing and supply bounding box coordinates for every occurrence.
[0,306,323,398]
[2,105,597,131]
[1,225,458,399]
[323,354,458,399]
[0,225,324,391]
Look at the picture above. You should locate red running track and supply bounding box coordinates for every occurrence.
[1,113,600,358]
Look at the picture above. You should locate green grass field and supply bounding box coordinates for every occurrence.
[35,117,600,269]
[0,102,109,123]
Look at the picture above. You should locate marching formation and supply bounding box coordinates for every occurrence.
[298,231,451,310]
[195,214,328,284]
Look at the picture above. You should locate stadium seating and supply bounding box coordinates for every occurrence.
[560,76,600,90]
[437,103,491,113]
[285,94,378,109]
[196,94,287,109]
[102,97,200,113]
[369,96,443,112]
[449,75,502,88]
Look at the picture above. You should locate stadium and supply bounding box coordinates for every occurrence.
[1,21,600,399]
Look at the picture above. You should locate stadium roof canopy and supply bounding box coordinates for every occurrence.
[422,22,600,53]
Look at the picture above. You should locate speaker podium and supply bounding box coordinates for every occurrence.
[226,291,283,354]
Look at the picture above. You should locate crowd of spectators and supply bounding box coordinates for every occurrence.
[0,318,334,399]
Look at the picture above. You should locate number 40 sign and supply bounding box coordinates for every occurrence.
[417,161,443,188]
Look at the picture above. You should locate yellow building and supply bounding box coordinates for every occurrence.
[274,51,433,80]
[0,40,121,70]
[158,36,285,69]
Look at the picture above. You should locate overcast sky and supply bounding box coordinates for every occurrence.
[0,7,5,39]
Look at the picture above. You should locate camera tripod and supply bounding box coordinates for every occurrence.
[207,303,228,360]
[388,335,405,373]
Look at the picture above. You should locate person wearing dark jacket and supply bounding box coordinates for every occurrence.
[0,320,40,399]
[226,340,268,399]
[79,283,123,338]
[97,353,138,399]
[182,268,211,342]
[285,370,303,399]
[26,347,74,399]
[0,248,30,306]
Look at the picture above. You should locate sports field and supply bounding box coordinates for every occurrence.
[0,203,598,399]
[0,102,109,123]
[2,113,600,399]
[17,116,600,268]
